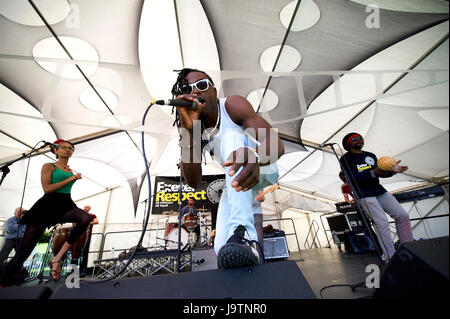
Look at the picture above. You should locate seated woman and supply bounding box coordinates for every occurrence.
[0,139,91,286]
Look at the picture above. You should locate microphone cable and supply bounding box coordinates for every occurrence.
[11,140,44,281]
[81,100,157,284]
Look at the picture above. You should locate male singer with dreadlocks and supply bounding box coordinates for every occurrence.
[171,68,284,268]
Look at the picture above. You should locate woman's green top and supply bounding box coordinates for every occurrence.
[51,163,75,194]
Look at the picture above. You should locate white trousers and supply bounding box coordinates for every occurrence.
[361,192,414,259]
[213,130,278,255]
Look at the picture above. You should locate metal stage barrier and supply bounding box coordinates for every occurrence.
[93,248,192,279]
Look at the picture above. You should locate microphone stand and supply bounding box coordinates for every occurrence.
[328,144,384,290]
[0,145,47,186]
[140,198,148,229]
[177,164,182,273]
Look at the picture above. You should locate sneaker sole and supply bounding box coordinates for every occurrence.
[217,243,259,269]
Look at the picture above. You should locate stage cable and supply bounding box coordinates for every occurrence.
[12,141,43,279]
[80,99,157,284]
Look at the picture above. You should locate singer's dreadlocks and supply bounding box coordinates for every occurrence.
[171,68,216,160]
[171,68,215,127]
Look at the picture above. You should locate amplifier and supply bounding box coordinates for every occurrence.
[263,235,289,260]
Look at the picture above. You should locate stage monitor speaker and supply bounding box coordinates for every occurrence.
[374,236,449,299]
[0,285,53,299]
[344,230,377,254]
[263,236,289,259]
[51,260,316,299]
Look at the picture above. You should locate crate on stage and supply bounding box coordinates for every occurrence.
[326,206,378,253]
[329,202,365,232]
[326,211,364,233]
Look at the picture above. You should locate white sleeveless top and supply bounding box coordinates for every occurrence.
[205,97,278,176]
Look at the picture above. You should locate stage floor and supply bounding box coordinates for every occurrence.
[12,246,380,299]
[289,248,380,299]
[191,246,380,299]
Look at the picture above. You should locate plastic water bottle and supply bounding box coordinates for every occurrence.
[110,247,115,259]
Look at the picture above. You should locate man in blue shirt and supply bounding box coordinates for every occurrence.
[0,207,27,263]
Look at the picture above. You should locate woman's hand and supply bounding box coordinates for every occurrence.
[72,173,82,181]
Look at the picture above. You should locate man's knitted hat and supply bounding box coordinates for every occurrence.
[342,132,362,151]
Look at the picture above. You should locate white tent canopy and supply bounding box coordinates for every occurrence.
[0,0,448,248]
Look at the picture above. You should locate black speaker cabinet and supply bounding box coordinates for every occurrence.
[374,236,449,299]
[51,260,315,299]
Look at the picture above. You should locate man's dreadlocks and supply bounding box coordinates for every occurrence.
[171,68,216,160]
[171,68,214,126]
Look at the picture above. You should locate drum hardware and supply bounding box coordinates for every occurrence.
[31,224,90,282]
[165,222,194,250]
[162,211,178,216]
[52,224,90,261]
[181,213,198,231]
[164,215,199,250]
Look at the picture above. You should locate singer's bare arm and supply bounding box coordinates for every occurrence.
[225,95,285,165]
[176,93,205,188]
[223,95,284,192]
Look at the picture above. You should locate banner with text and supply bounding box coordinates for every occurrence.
[152,174,225,214]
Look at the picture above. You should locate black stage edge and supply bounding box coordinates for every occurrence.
[0,285,53,299]
[51,260,315,299]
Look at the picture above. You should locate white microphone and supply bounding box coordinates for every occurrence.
[320,142,336,148]
[155,99,198,110]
